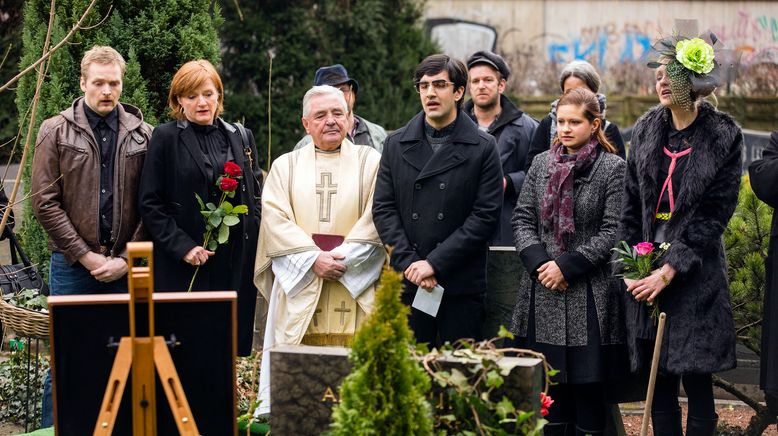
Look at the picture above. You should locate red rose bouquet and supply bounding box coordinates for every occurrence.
[188,161,249,291]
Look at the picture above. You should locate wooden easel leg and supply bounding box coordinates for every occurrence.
[153,337,200,435]
[94,338,133,436]
[132,337,157,435]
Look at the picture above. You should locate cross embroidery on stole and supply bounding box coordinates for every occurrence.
[316,172,337,222]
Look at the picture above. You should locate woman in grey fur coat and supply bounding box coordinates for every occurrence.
[619,34,743,435]
[510,88,627,436]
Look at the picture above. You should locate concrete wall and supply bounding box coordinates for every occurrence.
[423,1,778,94]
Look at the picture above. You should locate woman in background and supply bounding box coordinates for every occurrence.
[524,60,625,170]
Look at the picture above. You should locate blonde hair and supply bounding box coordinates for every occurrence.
[80,46,126,78]
[168,59,224,120]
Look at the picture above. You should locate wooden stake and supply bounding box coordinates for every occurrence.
[641,312,667,436]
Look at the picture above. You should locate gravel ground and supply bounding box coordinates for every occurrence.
[620,402,778,435]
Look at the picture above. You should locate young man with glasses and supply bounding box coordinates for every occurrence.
[372,54,503,345]
[294,64,387,152]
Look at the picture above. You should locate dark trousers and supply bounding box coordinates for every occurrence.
[401,290,485,347]
[652,373,716,419]
[41,252,127,428]
[545,382,606,432]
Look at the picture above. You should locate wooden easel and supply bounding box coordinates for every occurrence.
[93,242,199,435]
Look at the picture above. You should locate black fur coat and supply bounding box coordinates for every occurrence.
[619,102,743,375]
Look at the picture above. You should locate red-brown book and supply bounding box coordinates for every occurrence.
[312,234,345,251]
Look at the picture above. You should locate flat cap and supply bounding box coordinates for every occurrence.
[466,51,511,79]
[313,64,359,94]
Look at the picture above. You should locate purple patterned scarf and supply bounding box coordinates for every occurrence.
[540,138,600,252]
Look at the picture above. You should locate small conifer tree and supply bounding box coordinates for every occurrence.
[725,176,772,354]
[329,265,433,435]
[721,176,777,434]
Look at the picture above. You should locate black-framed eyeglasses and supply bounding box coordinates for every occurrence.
[415,80,455,93]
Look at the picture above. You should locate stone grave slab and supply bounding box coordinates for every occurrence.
[484,246,524,340]
[269,344,543,435]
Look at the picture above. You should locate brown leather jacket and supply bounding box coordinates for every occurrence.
[31,97,153,264]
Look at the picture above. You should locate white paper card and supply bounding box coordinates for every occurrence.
[411,284,444,317]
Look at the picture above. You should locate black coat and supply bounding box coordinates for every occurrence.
[748,130,778,397]
[138,119,262,356]
[464,95,539,246]
[373,111,503,295]
[619,102,742,374]
[525,114,626,172]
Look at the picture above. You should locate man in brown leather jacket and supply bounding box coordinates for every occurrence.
[31,45,152,428]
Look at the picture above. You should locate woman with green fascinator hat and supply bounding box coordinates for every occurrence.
[617,20,742,436]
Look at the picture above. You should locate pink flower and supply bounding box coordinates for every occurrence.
[634,242,654,256]
[540,392,554,417]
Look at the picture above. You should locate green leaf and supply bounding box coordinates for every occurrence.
[485,369,504,388]
[218,224,230,244]
[232,204,249,214]
[223,215,240,226]
[209,214,223,228]
[206,202,217,211]
[208,239,218,251]
[497,325,515,340]
[221,201,233,214]
[495,396,516,419]
[448,368,470,391]
[195,193,205,210]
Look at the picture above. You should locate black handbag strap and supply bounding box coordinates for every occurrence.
[234,122,263,194]
[3,227,32,268]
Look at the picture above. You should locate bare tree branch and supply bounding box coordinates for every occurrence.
[0,0,100,93]
[737,318,763,335]
[711,374,765,412]
[0,0,57,236]
[0,44,11,72]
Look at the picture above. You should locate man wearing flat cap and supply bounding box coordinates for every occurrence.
[464,51,538,246]
[295,64,387,152]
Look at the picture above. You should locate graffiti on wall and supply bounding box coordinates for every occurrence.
[710,10,778,64]
[545,22,657,69]
[427,11,778,69]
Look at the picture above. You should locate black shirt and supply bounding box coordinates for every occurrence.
[653,114,700,242]
[191,122,232,185]
[84,104,118,246]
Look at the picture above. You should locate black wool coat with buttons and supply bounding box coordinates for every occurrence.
[373,111,503,295]
[138,119,262,356]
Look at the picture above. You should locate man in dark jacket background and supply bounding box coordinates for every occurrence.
[464,51,538,246]
[31,45,152,427]
[372,54,503,345]
[748,130,778,422]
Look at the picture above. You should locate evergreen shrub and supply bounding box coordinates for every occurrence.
[329,265,434,435]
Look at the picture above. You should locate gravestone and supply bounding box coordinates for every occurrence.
[484,246,523,340]
[269,344,543,435]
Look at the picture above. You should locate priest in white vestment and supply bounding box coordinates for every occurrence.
[253,85,384,415]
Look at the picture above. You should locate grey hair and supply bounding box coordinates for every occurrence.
[559,60,602,93]
[302,85,348,118]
